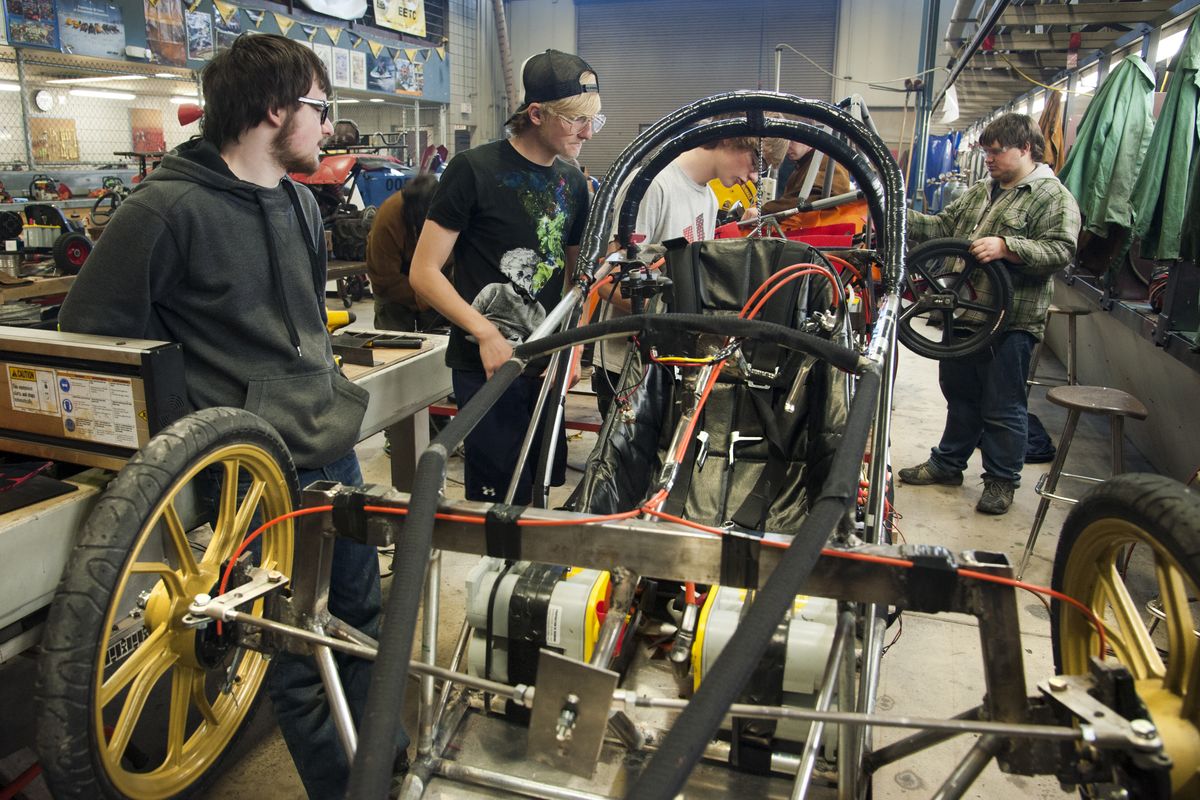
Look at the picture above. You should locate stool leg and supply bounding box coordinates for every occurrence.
[1026,341,1043,398]
[1111,415,1125,477]
[1066,314,1078,386]
[1018,409,1080,580]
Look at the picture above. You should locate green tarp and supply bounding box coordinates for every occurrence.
[1059,55,1156,237]
[1132,15,1200,261]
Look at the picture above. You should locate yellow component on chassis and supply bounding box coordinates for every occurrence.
[708,178,758,215]
[36,408,298,800]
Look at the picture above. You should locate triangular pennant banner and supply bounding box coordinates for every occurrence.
[404,48,418,62]
[300,23,318,41]
[348,32,362,49]
[244,9,265,28]
[146,0,159,6]
[186,0,203,12]
[367,40,384,57]
[435,47,445,61]
[273,12,295,37]
[214,0,239,25]
[325,26,342,46]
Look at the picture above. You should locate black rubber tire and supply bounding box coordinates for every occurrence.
[35,407,299,800]
[1050,473,1200,798]
[52,231,92,274]
[897,237,1014,360]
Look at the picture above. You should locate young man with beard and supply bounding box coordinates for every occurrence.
[59,34,394,798]
[410,49,599,504]
[898,113,1081,515]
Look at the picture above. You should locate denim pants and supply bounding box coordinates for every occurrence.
[262,451,405,799]
[928,330,1037,483]
[451,369,567,505]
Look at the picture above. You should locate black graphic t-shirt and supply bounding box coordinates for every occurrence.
[428,139,590,371]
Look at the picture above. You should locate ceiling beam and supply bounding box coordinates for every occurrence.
[976,31,1119,52]
[998,0,1178,28]
[964,52,1074,70]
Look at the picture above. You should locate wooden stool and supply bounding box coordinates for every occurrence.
[1016,385,1148,579]
[1027,304,1093,393]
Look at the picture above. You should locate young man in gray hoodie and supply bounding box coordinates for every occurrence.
[59,34,395,798]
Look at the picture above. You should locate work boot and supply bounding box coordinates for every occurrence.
[976,478,1015,515]
[897,460,963,486]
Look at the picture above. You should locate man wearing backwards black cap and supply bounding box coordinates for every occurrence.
[410,49,601,503]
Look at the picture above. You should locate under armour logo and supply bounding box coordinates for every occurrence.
[481,486,496,497]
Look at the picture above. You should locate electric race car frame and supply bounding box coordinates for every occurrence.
[34,92,1196,800]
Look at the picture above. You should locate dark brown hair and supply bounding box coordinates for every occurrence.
[401,174,439,240]
[200,34,330,149]
[981,113,1045,162]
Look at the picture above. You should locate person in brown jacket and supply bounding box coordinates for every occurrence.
[365,173,449,331]
[761,140,853,215]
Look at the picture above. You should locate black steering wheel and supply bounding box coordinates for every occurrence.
[897,237,1014,360]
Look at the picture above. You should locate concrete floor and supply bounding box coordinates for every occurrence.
[0,295,1156,799]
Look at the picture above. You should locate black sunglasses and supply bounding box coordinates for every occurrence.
[297,96,331,124]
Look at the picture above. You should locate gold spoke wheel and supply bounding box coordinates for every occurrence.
[36,409,299,800]
[1052,474,1200,798]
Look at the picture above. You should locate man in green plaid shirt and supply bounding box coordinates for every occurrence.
[899,114,1081,515]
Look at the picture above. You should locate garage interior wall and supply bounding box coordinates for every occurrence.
[571,0,838,174]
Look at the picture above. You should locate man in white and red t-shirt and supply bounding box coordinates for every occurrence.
[593,133,782,417]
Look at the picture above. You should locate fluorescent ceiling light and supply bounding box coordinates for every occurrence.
[0,82,20,92]
[169,96,198,104]
[154,72,181,79]
[337,99,360,104]
[369,98,385,103]
[1030,92,1045,115]
[48,74,146,85]
[69,88,136,100]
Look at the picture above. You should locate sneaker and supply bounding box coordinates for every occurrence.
[897,460,964,486]
[976,478,1015,515]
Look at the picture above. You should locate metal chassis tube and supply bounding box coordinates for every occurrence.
[192,494,1166,799]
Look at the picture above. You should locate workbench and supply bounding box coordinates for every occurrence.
[0,331,450,661]
[0,274,74,304]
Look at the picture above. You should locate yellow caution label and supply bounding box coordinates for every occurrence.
[8,366,36,381]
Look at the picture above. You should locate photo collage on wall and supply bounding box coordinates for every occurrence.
[57,0,123,58]
[6,0,61,49]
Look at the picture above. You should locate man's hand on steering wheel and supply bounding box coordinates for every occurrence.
[968,235,1014,264]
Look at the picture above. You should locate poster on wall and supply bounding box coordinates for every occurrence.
[332,47,350,88]
[0,1,7,45]
[312,42,333,83]
[349,49,366,91]
[395,51,423,96]
[57,0,122,58]
[130,108,165,152]
[144,0,186,65]
[212,0,239,51]
[366,48,394,94]
[5,0,61,49]
[30,118,79,162]
[185,8,212,59]
[372,0,423,38]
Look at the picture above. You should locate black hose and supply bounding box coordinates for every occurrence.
[513,313,863,376]
[626,367,882,799]
[347,360,524,799]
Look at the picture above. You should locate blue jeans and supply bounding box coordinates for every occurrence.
[263,451,405,799]
[452,369,567,504]
[928,330,1037,484]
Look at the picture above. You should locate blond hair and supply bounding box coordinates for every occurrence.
[508,86,602,137]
